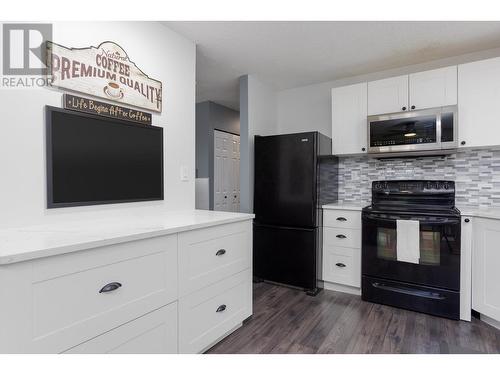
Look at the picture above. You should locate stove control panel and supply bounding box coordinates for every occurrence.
[372,180,455,194]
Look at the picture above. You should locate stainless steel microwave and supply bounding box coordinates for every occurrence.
[367,106,458,157]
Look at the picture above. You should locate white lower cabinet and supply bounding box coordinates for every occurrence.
[179,269,252,353]
[64,303,178,354]
[0,219,253,354]
[472,217,500,323]
[178,221,251,297]
[323,246,361,288]
[322,208,362,293]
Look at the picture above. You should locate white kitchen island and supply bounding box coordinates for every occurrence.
[0,209,254,353]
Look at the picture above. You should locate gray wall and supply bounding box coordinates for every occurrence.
[195,100,240,209]
[239,75,278,213]
[239,76,250,214]
[195,101,210,179]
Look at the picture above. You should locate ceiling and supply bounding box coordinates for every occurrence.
[165,21,500,110]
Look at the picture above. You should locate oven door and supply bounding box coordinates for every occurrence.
[362,211,460,291]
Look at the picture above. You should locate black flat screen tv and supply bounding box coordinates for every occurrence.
[46,106,164,208]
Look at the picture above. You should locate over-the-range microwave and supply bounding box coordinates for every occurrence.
[367,106,458,158]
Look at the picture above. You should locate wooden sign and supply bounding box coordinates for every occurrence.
[47,41,162,113]
[63,94,152,125]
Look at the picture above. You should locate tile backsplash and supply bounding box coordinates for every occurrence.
[320,147,500,207]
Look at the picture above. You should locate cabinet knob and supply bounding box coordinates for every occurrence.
[461,141,466,146]
[224,195,227,199]
[411,105,416,110]
[336,234,347,239]
[335,263,346,268]
[464,218,470,223]
[99,282,122,294]
[336,217,347,222]
[216,304,227,313]
[361,147,366,152]
[402,106,407,111]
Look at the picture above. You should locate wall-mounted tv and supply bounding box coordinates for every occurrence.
[46,106,164,208]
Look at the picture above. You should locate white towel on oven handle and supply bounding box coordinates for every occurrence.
[396,219,420,264]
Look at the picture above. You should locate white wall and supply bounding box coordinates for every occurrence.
[239,74,277,213]
[277,46,500,137]
[0,22,196,229]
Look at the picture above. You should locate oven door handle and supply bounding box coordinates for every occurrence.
[371,282,447,300]
[363,213,460,225]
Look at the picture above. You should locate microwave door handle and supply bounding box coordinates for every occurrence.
[436,113,442,148]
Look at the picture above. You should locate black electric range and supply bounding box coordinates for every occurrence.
[361,180,461,320]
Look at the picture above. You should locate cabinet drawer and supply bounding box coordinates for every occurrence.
[178,221,251,296]
[323,210,361,229]
[64,303,178,354]
[30,235,177,353]
[323,246,361,287]
[179,269,252,354]
[324,227,361,248]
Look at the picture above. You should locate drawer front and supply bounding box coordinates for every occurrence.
[323,210,361,229]
[179,269,252,354]
[324,227,361,248]
[323,246,361,287]
[30,235,177,353]
[178,221,251,296]
[64,303,178,354]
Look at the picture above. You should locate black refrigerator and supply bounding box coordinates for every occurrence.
[253,131,332,295]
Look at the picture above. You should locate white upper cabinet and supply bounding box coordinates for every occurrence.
[458,57,500,148]
[331,82,368,155]
[367,75,408,115]
[409,66,457,110]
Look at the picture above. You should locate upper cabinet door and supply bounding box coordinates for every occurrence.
[409,66,457,110]
[458,57,500,148]
[331,82,368,155]
[367,75,408,115]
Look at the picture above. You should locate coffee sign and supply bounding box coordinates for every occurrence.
[46,41,162,113]
[64,94,152,125]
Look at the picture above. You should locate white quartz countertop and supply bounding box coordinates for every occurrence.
[0,209,254,265]
[322,201,369,211]
[457,205,500,220]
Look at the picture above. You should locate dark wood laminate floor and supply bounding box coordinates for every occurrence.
[207,282,500,354]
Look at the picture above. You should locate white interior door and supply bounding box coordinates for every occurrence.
[214,130,240,212]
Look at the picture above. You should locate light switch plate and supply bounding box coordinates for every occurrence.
[180,166,189,181]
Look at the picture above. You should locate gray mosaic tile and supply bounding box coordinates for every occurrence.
[319,147,500,207]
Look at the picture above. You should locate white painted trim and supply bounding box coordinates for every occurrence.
[320,280,361,296]
[481,314,500,331]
